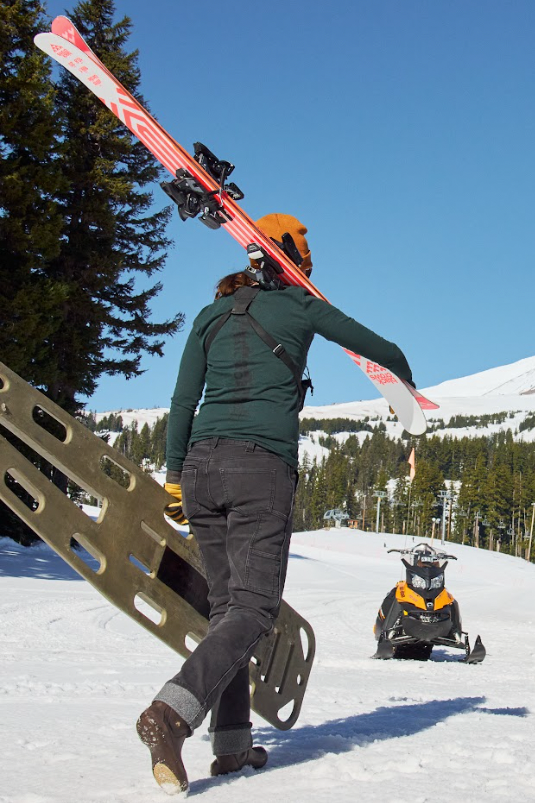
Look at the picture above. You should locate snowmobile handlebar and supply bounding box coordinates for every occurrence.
[387,546,458,561]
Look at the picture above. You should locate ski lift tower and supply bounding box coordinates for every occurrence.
[373,491,387,533]
[438,490,453,546]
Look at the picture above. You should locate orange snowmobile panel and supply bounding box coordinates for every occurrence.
[395,581,427,610]
[395,581,455,611]
[434,588,455,610]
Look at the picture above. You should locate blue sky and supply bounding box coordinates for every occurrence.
[43,0,535,412]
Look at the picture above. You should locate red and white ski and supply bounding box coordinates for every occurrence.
[35,20,438,435]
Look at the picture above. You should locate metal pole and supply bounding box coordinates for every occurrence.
[376,497,381,532]
[527,503,535,562]
[438,490,451,546]
[374,491,386,533]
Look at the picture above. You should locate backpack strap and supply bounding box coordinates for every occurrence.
[204,286,312,409]
[203,286,260,353]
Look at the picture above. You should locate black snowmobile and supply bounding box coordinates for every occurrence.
[373,543,486,663]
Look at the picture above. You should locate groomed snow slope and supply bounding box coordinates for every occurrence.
[1,529,534,802]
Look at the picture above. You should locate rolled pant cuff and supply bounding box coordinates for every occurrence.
[154,681,206,731]
[209,724,253,756]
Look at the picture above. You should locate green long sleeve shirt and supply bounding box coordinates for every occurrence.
[166,286,413,472]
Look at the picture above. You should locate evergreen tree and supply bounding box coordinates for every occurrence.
[0,0,68,543]
[0,0,65,385]
[151,414,168,469]
[392,472,411,534]
[308,460,328,529]
[44,0,184,414]
[1,1,185,543]
[484,464,513,552]
[410,459,445,537]
[374,468,390,532]
[134,422,152,467]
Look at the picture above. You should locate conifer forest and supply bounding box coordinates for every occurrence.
[85,410,535,562]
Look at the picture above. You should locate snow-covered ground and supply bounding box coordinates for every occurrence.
[1,528,534,802]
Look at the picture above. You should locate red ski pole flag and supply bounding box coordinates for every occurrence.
[408,448,416,481]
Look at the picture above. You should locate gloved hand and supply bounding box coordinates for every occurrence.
[164,482,188,525]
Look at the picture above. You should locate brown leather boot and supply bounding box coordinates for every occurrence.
[136,700,190,794]
[210,746,268,777]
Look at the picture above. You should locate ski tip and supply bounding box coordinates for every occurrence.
[33,32,47,50]
[51,16,82,48]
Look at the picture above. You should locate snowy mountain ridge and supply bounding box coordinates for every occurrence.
[94,355,535,455]
[297,356,535,460]
[422,354,535,398]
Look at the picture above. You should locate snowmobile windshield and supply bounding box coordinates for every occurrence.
[402,558,447,596]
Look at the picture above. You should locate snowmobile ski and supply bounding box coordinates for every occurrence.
[462,634,486,664]
[0,360,315,729]
[372,633,395,660]
[35,19,439,436]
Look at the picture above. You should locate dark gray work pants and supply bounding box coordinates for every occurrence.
[155,438,296,755]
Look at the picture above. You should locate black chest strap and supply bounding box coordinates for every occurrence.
[204,286,312,409]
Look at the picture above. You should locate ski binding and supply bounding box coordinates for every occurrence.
[161,142,244,229]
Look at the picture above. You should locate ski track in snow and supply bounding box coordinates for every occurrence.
[1,531,535,802]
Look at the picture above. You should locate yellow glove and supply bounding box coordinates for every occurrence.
[164,482,188,525]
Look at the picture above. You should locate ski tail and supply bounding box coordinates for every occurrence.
[403,380,440,411]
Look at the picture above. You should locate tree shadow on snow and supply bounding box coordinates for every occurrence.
[0,538,84,581]
[190,696,529,794]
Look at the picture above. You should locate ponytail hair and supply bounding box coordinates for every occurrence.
[215,271,256,299]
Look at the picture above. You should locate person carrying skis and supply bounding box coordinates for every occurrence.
[136,213,415,793]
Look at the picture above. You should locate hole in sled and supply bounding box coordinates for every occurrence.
[299,627,312,661]
[134,592,165,626]
[129,553,152,576]
[277,699,296,723]
[99,454,134,490]
[4,467,44,513]
[71,533,105,574]
[185,631,201,654]
[140,519,166,547]
[32,405,69,443]
[1,422,106,523]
